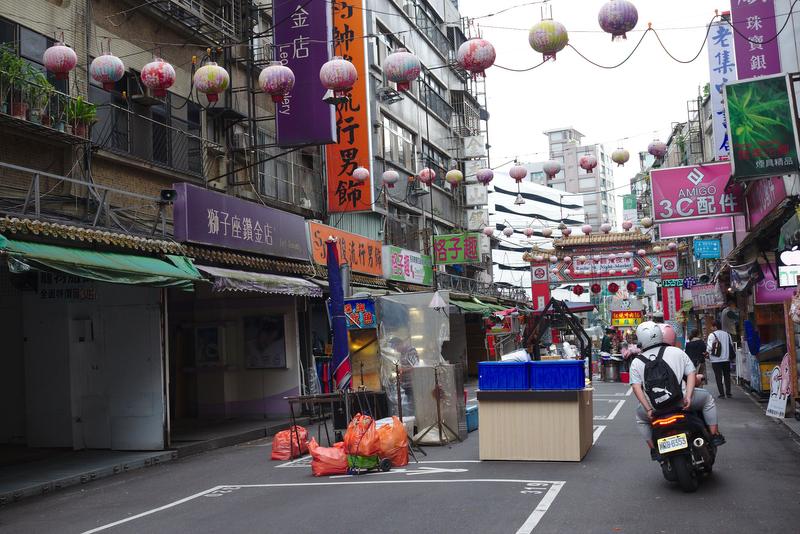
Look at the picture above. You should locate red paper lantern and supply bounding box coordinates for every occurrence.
[627,281,638,293]
[591,283,602,294]
[572,285,585,296]
[608,282,620,294]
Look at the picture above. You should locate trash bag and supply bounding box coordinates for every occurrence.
[377,416,409,467]
[308,438,348,477]
[343,413,380,457]
[270,426,309,460]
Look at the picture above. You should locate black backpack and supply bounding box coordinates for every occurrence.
[636,345,683,410]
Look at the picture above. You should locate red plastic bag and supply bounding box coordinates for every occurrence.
[270,426,309,460]
[343,413,380,457]
[308,438,348,477]
[377,417,409,467]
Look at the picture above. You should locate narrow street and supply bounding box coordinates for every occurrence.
[3,380,798,534]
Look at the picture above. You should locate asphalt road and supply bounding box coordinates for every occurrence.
[2,379,800,534]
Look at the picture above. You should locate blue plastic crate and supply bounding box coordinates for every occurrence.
[478,361,530,390]
[530,360,585,390]
[466,405,479,433]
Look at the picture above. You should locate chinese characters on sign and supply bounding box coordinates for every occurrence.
[343,298,377,329]
[691,283,725,310]
[273,0,336,146]
[611,311,643,327]
[650,162,745,223]
[747,176,786,227]
[38,272,96,300]
[730,0,782,80]
[432,233,482,265]
[707,19,738,160]
[326,0,373,213]
[309,222,382,276]
[693,238,722,259]
[173,183,309,260]
[381,246,433,286]
[622,194,638,224]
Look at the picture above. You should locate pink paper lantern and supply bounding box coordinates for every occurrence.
[384,48,421,92]
[598,0,639,40]
[562,227,572,237]
[509,165,528,183]
[141,58,176,97]
[534,255,545,262]
[637,249,647,256]
[456,38,496,77]
[352,167,370,183]
[90,54,125,91]
[483,227,495,237]
[259,61,295,103]
[43,42,77,80]
[320,56,358,98]
[579,155,598,172]
[542,160,561,178]
[524,228,535,237]
[476,168,494,185]
[542,228,553,238]
[622,220,634,231]
[418,168,436,185]
[564,256,572,263]
[648,139,667,158]
[502,227,514,237]
[581,224,592,235]
[381,170,399,188]
[668,242,678,251]
[549,255,558,263]
[600,223,612,233]
[194,62,230,103]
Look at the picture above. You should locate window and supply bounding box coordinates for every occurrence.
[253,12,273,64]
[550,182,566,192]
[375,23,402,67]
[257,128,323,211]
[0,19,67,93]
[421,141,449,185]
[417,67,452,123]
[550,131,565,141]
[579,178,596,190]
[382,116,415,171]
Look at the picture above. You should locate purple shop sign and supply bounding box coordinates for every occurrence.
[731,0,782,79]
[755,263,795,305]
[659,217,735,239]
[273,0,336,146]
[746,176,786,228]
[651,162,745,223]
[173,183,310,261]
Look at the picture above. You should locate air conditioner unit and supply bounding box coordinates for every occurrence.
[231,132,249,150]
[299,197,312,209]
[411,180,430,195]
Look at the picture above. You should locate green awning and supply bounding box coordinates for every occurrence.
[0,235,202,290]
[451,298,491,314]
[473,298,506,312]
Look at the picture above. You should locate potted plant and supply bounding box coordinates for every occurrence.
[28,70,54,125]
[0,45,17,113]
[51,92,67,132]
[2,50,29,119]
[66,96,96,137]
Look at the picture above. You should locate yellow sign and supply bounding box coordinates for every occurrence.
[611,311,643,327]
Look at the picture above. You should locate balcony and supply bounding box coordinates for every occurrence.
[145,0,242,44]
[421,82,453,124]
[437,272,527,302]
[92,104,221,181]
[0,70,91,145]
[413,3,452,57]
[450,90,481,137]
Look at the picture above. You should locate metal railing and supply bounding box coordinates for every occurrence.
[413,4,452,57]
[437,271,528,302]
[450,90,481,137]
[421,82,453,124]
[147,0,241,42]
[92,104,221,180]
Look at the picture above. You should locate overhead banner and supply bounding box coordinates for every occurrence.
[707,18,737,160]
[432,233,481,265]
[326,0,373,213]
[308,222,382,276]
[651,162,744,223]
[382,245,433,286]
[726,75,800,181]
[731,0,782,79]
[659,217,734,239]
[273,0,336,146]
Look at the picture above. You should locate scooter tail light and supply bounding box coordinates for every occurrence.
[652,414,686,426]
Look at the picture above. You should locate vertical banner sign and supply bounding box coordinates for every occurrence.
[707,18,737,160]
[747,176,787,228]
[731,0,782,79]
[622,194,638,223]
[530,262,551,311]
[326,0,373,213]
[273,0,336,146]
[660,252,680,322]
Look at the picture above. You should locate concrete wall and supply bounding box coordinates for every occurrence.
[0,267,25,444]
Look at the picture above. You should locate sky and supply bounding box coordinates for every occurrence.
[458,0,727,219]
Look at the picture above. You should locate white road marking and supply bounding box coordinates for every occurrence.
[516,481,565,534]
[419,460,483,464]
[626,387,634,396]
[275,456,311,468]
[594,400,626,421]
[467,397,477,403]
[593,425,606,444]
[329,466,469,479]
[81,486,224,534]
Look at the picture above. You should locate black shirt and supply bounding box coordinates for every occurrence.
[685,339,706,367]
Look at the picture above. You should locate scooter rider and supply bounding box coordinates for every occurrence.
[631,322,726,461]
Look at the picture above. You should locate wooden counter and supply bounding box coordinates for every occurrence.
[478,389,593,462]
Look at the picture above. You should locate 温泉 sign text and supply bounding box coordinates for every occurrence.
[382,246,433,286]
[432,233,482,265]
[651,162,744,223]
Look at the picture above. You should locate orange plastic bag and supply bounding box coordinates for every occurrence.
[343,413,380,457]
[308,438,348,477]
[270,426,309,460]
[377,417,409,467]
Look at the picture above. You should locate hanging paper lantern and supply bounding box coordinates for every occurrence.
[476,168,494,185]
[612,148,630,167]
[352,167,370,183]
[653,246,662,254]
[90,54,125,90]
[572,285,585,296]
[194,62,230,103]
[542,228,554,238]
[640,217,653,228]
[623,251,633,259]
[591,283,602,294]
[608,282,620,294]
[502,227,514,237]
[456,38,496,77]
[600,223,612,234]
[564,256,572,263]
[534,255,545,262]
[514,194,525,205]
[43,42,78,80]
[382,170,399,188]
[259,61,295,103]
[524,228,535,237]
[509,165,528,183]
[608,253,617,260]
[549,255,558,263]
[648,139,667,158]
[558,222,567,230]
[562,227,572,237]
[637,248,647,256]
[654,264,662,271]
[384,48,421,92]
[622,220,634,231]
[627,281,638,293]
[542,160,562,179]
[579,155,598,172]
[598,0,639,40]
[668,241,678,251]
[320,56,358,98]
[418,168,436,185]
[141,58,176,97]
[445,169,464,187]
[529,19,569,61]
[581,224,592,235]
[551,267,559,274]
[631,266,640,273]
[483,227,495,237]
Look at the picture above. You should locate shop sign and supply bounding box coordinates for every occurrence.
[611,310,642,327]
[747,176,786,228]
[308,222,382,276]
[464,184,488,207]
[466,208,489,231]
[273,0,336,146]
[651,162,744,223]
[432,233,481,265]
[173,183,309,261]
[726,75,800,181]
[777,246,800,288]
[531,263,549,284]
[38,272,96,300]
[343,298,377,330]
[766,353,793,419]
[382,245,433,286]
[755,263,795,304]
[691,283,725,310]
[731,0,782,80]
[659,217,734,239]
[693,239,722,260]
[622,194,638,223]
[707,18,737,160]
[662,286,682,321]
[660,253,680,279]
[326,0,373,213]
[572,256,633,276]
[661,278,684,288]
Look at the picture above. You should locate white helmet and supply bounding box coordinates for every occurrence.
[636,321,664,350]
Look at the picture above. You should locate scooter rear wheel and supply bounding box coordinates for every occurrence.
[671,455,699,493]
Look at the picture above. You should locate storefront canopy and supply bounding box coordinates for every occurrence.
[197,264,322,297]
[0,234,202,290]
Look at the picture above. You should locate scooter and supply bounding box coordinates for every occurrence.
[651,409,717,493]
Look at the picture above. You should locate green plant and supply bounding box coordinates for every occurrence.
[66,96,97,124]
[28,70,54,111]
[0,46,27,100]
[727,79,791,153]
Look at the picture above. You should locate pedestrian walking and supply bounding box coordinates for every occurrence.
[707,320,734,398]
[684,330,707,383]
